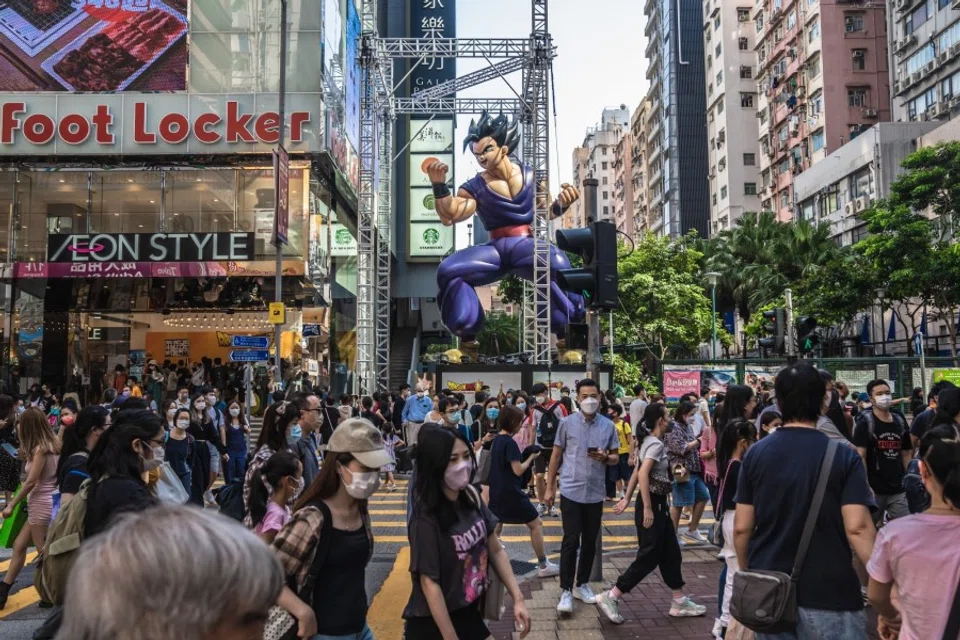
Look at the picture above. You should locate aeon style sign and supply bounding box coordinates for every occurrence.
[48,233,255,263]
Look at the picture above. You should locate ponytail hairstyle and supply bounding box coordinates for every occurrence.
[637,403,669,449]
[717,420,757,475]
[918,424,960,509]
[932,387,960,428]
[248,450,301,527]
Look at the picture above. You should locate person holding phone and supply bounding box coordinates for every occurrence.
[544,379,620,615]
[488,405,559,578]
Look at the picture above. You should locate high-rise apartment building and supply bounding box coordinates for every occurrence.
[569,106,631,226]
[754,0,890,220]
[613,129,635,238]
[568,146,591,229]
[644,0,711,238]
[703,0,762,233]
[889,0,960,123]
[631,99,651,235]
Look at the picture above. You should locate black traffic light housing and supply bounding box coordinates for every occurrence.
[796,315,819,353]
[555,220,619,310]
[758,308,785,354]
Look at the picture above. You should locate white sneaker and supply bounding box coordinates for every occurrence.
[597,592,625,624]
[684,529,708,544]
[203,490,216,505]
[669,596,707,617]
[677,534,687,546]
[536,503,547,517]
[536,560,560,578]
[557,590,574,614]
[573,583,598,604]
[549,506,560,517]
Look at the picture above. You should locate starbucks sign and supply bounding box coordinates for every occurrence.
[408,118,455,260]
[409,222,453,258]
[319,223,357,258]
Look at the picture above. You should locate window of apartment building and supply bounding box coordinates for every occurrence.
[777,126,789,142]
[717,70,724,85]
[759,43,768,62]
[851,168,872,199]
[844,13,863,33]
[759,109,767,124]
[602,161,608,170]
[942,70,960,99]
[714,15,721,30]
[603,190,609,199]
[744,153,756,166]
[741,93,755,107]
[780,191,790,209]
[773,58,787,76]
[709,83,714,96]
[719,156,727,171]
[800,200,816,220]
[602,176,608,185]
[717,100,725,114]
[602,147,607,155]
[716,42,722,57]
[905,1,930,36]
[812,129,825,152]
[721,185,728,200]
[778,158,790,174]
[710,137,716,150]
[908,87,938,118]
[824,189,839,213]
[938,20,960,52]
[745,182,758,195]
[904,43,935,76]
[706,54,712,68]
[774,25,784,43]
[808,19,820,43]
[738,8,751,21]
[807,56,821,80]
[740,65,753,78]
[739,37,750,50]
[603,206,609,216]
[852,49,867,71]
[786,10,796,29]
[847,87,868,107]
[713,193,718,206]
[941,0,951,9]
[811,90,824,114]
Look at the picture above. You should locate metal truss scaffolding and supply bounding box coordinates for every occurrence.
[356,0,556,393]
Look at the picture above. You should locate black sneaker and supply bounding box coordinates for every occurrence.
[0,581,11,610]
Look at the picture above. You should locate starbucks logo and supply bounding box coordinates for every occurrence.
[423,228,440,245]
[335,229,352,245]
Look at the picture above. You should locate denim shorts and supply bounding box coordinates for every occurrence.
[672,472,710,507]
[207,441,221,474]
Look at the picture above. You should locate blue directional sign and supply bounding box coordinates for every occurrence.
[231,335,270,349]
[914,332,924,356]
[229,349,270,363]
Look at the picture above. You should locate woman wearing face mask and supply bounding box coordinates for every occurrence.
[425,395,443,425]
[666,401,710,545]
[188,393,227,506]
[81,410,161,539]
[474,398,502,502]
[0,395,20,506]
[223,401,250,484]
[162,400,178,430]
[867,425,960,640]
[0,408,60,609]
[56,399,79,436]
[250,450,303,544]
[166,408,198,503]
[712,420,758,637]
[271,419,390,640]
[597,404,707,624]
[759,411,782,439]
[56,406,109,506]
[511,391,533,451]
[403,425,531,640]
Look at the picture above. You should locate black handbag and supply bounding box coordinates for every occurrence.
[730,439,838,634]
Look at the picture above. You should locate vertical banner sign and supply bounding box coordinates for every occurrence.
[408,0,457,260]
[273,146,290,246]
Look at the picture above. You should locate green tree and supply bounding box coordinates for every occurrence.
[475,311,520,356]
[890,141,960,225]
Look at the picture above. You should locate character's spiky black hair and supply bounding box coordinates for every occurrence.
[462,111,521,155]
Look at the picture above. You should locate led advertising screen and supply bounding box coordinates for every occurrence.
[0,0,187,92]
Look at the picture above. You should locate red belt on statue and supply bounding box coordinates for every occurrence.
[490,225,532,240]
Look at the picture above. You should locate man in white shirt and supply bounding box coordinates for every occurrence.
[628,384,648,431]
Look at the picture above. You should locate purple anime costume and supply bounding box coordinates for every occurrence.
[436,164,585,339]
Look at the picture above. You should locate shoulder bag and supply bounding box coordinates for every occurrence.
[730,439,838,634]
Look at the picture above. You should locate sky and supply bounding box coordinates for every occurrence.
[453,0,649,196]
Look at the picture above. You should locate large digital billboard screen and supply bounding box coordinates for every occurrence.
[0,0,187,92]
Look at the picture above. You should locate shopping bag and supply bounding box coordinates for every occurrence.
[0,487,27,548]
[153,463,190,504]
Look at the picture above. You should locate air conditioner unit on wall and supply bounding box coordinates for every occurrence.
[855,196,866,211]
[844,202,855,215]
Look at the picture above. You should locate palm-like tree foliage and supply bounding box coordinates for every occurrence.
[475,311,520,355]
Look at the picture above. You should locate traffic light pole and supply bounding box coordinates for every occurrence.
[582,178,602,382]
[784,288,797,359]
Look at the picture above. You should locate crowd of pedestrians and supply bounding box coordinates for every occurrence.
[0,362,954,640]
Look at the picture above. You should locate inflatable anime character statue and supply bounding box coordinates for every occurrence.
[425,111,586,340]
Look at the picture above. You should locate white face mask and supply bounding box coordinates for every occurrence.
[176,419,190,430]
[195,402,206,411]
[206,396,217,406]
[579,397,600,415]
[874,394,893,410]
[166,408,176,417]
[229,407,241,417]
[535,395,547,406]
[340,466,381,499]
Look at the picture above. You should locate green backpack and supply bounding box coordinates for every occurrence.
[35,477,95,605]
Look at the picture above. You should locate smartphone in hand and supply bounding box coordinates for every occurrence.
[1,443,17,458]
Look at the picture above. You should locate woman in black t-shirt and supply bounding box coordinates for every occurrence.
[403,426,531,640]
[56,406,110,505]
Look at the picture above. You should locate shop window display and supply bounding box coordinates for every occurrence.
[90,171,163,234]
[17,171,89,262]
[165,169,237,235]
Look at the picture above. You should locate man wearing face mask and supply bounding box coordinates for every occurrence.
[531,383,568,517]
[175,387,191,411]
[290,393,322,487]
[544,379,620,615]
[852,379,913,524]
[401,383,433,447]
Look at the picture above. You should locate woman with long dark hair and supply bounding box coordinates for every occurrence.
[56,405,110,505]
[666,401,710,544]
[188,392,226,506]
[271,419,390,640]
[223,400,250,484]
[474,396,501,501]
[0,395,20,504]
[597,403,706,624]
[713,420,757,637]
[403,425,531,640]
[243,398,305,528]
[166,408,199,503]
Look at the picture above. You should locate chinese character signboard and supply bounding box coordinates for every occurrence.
[0,0,187,92]
[409,0,456,94]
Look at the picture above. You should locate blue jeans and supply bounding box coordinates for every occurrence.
[313,624,374,640]
[224,451,247,484]
[757,608,866,640]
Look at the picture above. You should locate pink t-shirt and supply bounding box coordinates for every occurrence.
[255,502,292,537]
[867,513,960,640]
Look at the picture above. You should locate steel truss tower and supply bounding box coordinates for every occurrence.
[356,0,555,394]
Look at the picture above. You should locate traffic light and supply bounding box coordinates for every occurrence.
[796,315,819,353]
[758,308,785,353]
[555,220,619,310]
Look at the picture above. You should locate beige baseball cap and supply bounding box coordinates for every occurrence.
[323,418,393,468]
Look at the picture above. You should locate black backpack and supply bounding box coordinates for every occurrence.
[538,402,562,448]
[215,479,245,521]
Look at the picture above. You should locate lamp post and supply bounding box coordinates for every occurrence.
[876,287,886,356]
[706,272,721,361]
